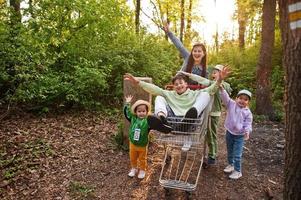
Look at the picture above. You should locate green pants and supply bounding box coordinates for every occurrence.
[206,116,220,159]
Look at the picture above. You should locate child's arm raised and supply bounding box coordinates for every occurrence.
[178,71,211,86]
[124,73,165,97]
[200,66,231,95]
[123,94,134,122]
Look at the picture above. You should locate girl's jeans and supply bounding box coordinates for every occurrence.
[226,130,245,172]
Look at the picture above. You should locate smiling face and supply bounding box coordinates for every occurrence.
[235,94,250,108]
[135,104,148,119]
[192,45,205,64]
[173,78,188,95]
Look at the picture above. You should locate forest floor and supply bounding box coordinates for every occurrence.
[0,110,284,200]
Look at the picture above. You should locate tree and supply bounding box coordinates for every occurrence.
[237,0,248,49]
[179,0,185,42]
[9,0,21,23]
[279,0,301,199]
[255,0,276,119]
[185,0,192,42]
[135,0,141,34]
[235,0,261,48]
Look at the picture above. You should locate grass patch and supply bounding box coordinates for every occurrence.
[69,181,96,199]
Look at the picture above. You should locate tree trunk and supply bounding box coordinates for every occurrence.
[165,4,170,41]
[255,0,276,119]
[237,1,247,49]
[9,0,21,23]
[157,0,169,40]
[180,0,185,42]
[185,0,192,42]
[135,0,140,34]
[214,24,219,53]
[279,0,301,199]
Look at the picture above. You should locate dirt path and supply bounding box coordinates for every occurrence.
[0,111,284,199]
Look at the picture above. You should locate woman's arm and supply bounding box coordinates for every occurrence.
[163,23,190,59]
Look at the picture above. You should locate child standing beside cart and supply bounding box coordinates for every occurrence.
[220,88,253,179]
[123,95,172,179]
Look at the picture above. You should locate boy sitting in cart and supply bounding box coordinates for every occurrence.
[124,66,229,150]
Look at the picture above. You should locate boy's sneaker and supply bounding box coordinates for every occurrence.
[147,115,172,133]
[178,107,198,132]
[159,115,170,126]
[183,107,198,121]
[137,170,146,179]
[229,170,242,179]
[128,168,137,177]
[181,140,192,151]
[207,157,216,165]
[223,165,234,173]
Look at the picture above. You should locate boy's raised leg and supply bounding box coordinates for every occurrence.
[147,115,172,133]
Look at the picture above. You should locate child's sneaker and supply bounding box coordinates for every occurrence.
[159,115,170,126]
[207,157,216,165]
[137,170,146,179]
[229,170,242,179]
[181,140,192,151]
[223,165,234,173]
[128,168,137,177]
[183,107,198,120]
[147,115,172,133]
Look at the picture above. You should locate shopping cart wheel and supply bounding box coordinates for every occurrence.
[185,191,192,200]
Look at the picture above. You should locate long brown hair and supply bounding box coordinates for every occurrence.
[186,43,207,77]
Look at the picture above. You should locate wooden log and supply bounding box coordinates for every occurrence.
[123,77,152,145]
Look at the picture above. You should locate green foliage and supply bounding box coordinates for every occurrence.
[0,0,179,111]
[209,44,258,96]
[253,114,268,122]
[69,181,95,198]
[210,39,284,119]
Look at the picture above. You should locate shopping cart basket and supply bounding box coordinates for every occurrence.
[154,97,213,192]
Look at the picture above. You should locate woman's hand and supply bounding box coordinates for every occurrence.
[163,21,170,33]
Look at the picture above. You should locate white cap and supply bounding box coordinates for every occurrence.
[237,89,252,99]
[213,65,224,71]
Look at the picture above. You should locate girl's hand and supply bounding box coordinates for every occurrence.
[124,73,139,85]
[125,95,133,103]
[244,132,250,140]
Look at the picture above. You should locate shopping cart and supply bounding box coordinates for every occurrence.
[154,97,213,194]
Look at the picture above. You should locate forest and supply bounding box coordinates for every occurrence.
[0,0,300,199]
